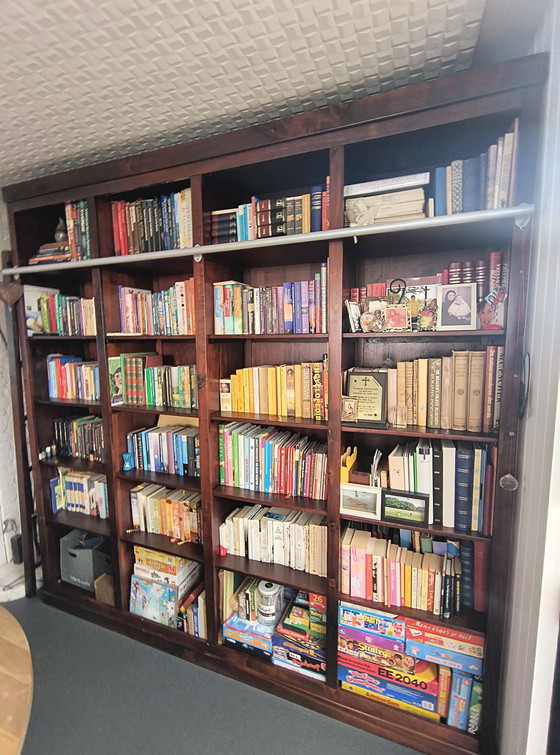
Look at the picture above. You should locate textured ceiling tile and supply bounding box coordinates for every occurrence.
[0,0,487,186]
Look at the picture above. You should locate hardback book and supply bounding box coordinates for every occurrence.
[466,351,486,433]
[427,358,442,429]
[440,356,453,430]
[455,442,474,532]
[441,440,456,529]
[451,351,469,431]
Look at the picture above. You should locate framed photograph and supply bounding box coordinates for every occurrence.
[341,396,359,422]
[436,283,477,330]
[381,489,429,526]
[340,483,381,521]
[345,300,362,332]
[384,305,411,332]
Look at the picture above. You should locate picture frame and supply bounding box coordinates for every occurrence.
[384,305,411,332]
[381,488,429,526]
[345,300,362,332]
[341,396,359,422]
[436,283,477,331]
[340,482,381,521]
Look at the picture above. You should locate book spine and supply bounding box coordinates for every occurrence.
[467,351,486,433]
[455,444,474,532]
[452,351,469,431]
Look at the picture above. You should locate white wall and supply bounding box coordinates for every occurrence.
[0,200,20,563]
[500,3,560,752]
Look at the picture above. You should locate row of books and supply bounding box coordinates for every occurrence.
[50,468,109,519]
[210,182,329,244]
[213,269,328,335]
[371,439,495,534]
[125,424,200,477]
[23,285,96,336]
[111,188,193,255]
[52,415,105,463]
[46,354,100,402]
[109,353,198,410]
[129,483,202,543]
[129,545,205,636]
[434,120,519,215]
[219,357,329,421]
[341,526,487,616]
[116,279,195,335]
[65,200,92,260]
[356,348,503,433]
[219,505,327,576]
[218,422,328,500]
[338,602,483,730]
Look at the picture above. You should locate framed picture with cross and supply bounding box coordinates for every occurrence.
[344,368,388,427]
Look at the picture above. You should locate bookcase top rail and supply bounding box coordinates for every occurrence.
[3,205,533,277]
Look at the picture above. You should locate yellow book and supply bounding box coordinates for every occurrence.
[278,365,288,418]
[416,357,428,427]
[242,368,250,413]
[301,362,312,418]
[403,549,413,608]
[230,373,238,413]
[420,554,430,612]
[301,193,311,233]
[258,365,269,415]
[285,364,296,417]
[235,370,245,412]
[267,366,277,415]
[250,366,257,414]
[294,363,303,418]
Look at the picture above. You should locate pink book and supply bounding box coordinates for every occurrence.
[350,530,370,599]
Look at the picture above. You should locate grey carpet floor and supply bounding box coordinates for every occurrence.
[6,597,421,755]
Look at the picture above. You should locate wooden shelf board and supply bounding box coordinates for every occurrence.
[119,530,203,561]
[214,485,327,513]
[125,612,207,649]
[39,456,106,474]
[341,423,499,444]
[212,411,328,430]
[340,513,491,542]
[106,334,195,341]
[35,397,101,409]
[338,594,486,636]
[112,403,198,418]
[343,330,504,339]
[216,554,327,593]
[116,469,201,491]
[47,510,111,537]
[209,333,328,341]
[27,334,97,341]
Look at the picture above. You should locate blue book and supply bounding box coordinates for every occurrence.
[434,166,447,216]
[460,540,474,610]
[455,442,474,532]
[462,157,481,213]
[310,185,323,232]
[283,282,293,333]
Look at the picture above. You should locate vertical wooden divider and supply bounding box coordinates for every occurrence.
[325,145,345,687]
[191,174,219,643]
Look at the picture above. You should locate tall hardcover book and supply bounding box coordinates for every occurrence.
[451,351,469,431]
[427,358,442,429]
[467,351,486,433]
[455,442,474,532]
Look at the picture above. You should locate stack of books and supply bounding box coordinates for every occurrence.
[130,483,202,543]
[213,267,328,335]
[116,279,195,335]
[211,208,238,244]
[129,545,204,635]
[28,242,72,265]
[220,357,328,421]
[50,467,108,518]
[218,422,327,500]
[46,354,100,401]
[111,188,192,254]
[219,505,327,575]
[125,424,200,477]
[52,415,104,463]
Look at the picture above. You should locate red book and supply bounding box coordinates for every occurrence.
[473,540,490,612]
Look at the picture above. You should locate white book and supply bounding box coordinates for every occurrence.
[416,439,433,524]
[441,440,456,529]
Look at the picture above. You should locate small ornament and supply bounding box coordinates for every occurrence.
[54,217,68,243]
[122,452,134,472]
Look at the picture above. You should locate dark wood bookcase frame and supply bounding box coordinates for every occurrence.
[2,54,547,755]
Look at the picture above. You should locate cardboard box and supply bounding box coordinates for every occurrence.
[338,602,406,642]
[60,530,112,592]
[94,572,115,606]
[272,631,326,679]
[405,638,483,675]
[338,622,406,653]
[337,663,438,712]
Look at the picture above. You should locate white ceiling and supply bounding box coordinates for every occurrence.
[0,0,547,189]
